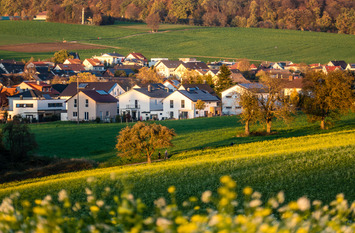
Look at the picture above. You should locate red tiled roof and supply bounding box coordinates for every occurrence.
[282,78,304,89]
[128,53,148,62]
[65,59,82,64]
[324,66,341,72]
[86,59,103,67]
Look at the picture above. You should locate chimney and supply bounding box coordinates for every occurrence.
[37,80,40,85]
[148,85,151,92]
[20,95,23,100]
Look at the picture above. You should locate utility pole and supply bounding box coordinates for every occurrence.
[82,7,85,25]
[77,78,79,124]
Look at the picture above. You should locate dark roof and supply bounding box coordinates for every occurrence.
[137,83,165,89]
[0,62,24,74]
[178,89,219,102]
[239,83,268,93]
[180,84,217,96]
[81,90,118,103]
[9,89,53,98]
[106,53,124,57]
[52,84,69,93]
[181,62,209,70]
[329,60,347,69]
[158,60,183,68]
[134,88,171,98]
[56,64,86,72]
[59,82,117,97]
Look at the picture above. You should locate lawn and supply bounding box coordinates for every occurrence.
[30,113,355,166]
[0,21,354,63]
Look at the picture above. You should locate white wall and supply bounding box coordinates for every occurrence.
[221,85,244,115]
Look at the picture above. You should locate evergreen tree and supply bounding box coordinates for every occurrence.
[215,64,232,96]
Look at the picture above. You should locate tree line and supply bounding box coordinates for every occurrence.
[0,0,354,34]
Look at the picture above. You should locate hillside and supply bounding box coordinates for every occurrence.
[0,126,354,216]
[0,21,354,63]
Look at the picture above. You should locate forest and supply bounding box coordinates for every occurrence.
[0,0,354,34]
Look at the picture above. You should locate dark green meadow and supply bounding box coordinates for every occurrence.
[0,21,354,63]
[30,113,355,166]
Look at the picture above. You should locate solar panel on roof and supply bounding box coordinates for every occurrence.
[96,90,107,95]
[79,83,88,88]
[42,94,52,99]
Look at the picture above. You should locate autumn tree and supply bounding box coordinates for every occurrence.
[146,12,160,32]
[258,74,295,133]
[69,72,99,83]
[136,67,164,84]
[181,69,203,84]
[116,122,176,164]
[195,99,206,117]
[238,90,260,136]
[215,64,232,96]
[301,71,354,129]
[237,59,251,72]
[53,49,72,64]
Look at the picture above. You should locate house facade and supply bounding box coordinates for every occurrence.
[155,60,183,78]
[221,83,268,115]
[119,85,170,120]
[66,90,118,122]
[83,59,105,71]
[162,89,220,119]
[92,53,125,65]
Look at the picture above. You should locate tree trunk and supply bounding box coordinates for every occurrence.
[245,120,250,136]
[266,120,272,134]
[147,154,152,164]
[320,118,325,130]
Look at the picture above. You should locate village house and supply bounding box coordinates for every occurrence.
[66,90,118,122]
[149,58,169,67]
[327,60,347,70]
[163,80,180,91]
[124,53,148,66]
[92,53,125,65]
[282,78,304,96]
[83,59,105,71]
[54,64,86,73]
[15,81,60,96]
[7,90,66,122]
[155,60,183,78]
[59,82,123,100]
[323,66,341,74]
[174,62,210,80]
[345,63,355,71]
[63,59,82,65]
[221,83,268,115]
[162,88,220,119]
[119,84,171,121]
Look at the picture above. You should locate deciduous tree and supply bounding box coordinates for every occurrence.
[146,12,160,32]
[116,122,176,164]
[53,49,72,64]
[195,99,206,117]
[69,72,99,83]
[301,71,354,129]
[136,67,163,84]
[238,90,260,135]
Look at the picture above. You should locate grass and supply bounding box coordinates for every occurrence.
[30,113,355,164]
[0,21,354,63]
[0,124,354,214]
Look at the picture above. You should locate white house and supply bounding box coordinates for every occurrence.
[59,82,123,100]
[92,53,125,65]
[346,63,355,71]
[66,90,118,122]
[155,60,183,77]
[83,59,105,71]
[7,90,65,122]
[149,58,169,67]
[174,62,209,80]
[221,83,268,115]
[163,80,180,91]
[119,85,171,120]
[162,88,220,119]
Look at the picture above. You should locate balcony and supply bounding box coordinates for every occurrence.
[124,105,140,109]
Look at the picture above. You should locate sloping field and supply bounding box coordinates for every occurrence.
[1,128,354,213]
[0,21,354,63]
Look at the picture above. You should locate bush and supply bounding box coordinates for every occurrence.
[95,117,101,123]
[0,176,354,232]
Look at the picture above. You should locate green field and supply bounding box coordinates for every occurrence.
[0,118,354,215]
[30,113,355,165]
[0,21,354,63]
[0,113,353,211]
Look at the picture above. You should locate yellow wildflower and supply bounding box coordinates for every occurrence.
[90,205,100,213]
[243,187,253,196]
[168,186,176,194]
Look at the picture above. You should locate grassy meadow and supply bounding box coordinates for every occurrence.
[0,21,354,63]
[0,118,354,216]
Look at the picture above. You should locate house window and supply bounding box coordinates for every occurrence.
[155,99,157,105]
[74,99,77,108]
[226,96,232,98]
[16,104,33,108]
[85,99,89,107]
[181,100,185,108]
[106,111,110,117]
[48,103,63,108]
[84,112,89,120]
[226,107,232,109]
[73,112,78,117]
[170,100,174,108]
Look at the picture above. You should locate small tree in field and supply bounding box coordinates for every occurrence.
[238,90,260,136]
[301,71,354,129]
[195,99,206,117]
[146,13,160,32]
[116,122,176,164]
[258,74,295,134]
